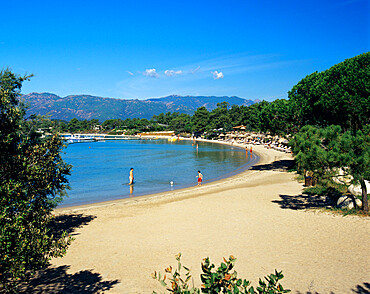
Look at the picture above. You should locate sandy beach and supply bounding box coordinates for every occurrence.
[24,143,369,293]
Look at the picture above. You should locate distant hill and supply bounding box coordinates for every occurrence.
[22,93,257,121]
[147,95,255,109]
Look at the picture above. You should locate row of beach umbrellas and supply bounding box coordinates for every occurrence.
[219,133,289,144]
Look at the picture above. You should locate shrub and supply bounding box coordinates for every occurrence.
[0,69,72,292]
[153,254,290,294]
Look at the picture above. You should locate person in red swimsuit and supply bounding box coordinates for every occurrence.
[197,170,203,186]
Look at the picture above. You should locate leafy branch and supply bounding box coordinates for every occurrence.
[153,254,290,294]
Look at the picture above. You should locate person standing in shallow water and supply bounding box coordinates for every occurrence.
[197,170,203,186]
[129,168,134,185]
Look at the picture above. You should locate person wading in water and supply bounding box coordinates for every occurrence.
[129,168,134,185]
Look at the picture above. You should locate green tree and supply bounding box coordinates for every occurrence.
[209,102,232,131]
[67,118,80,132]
[229,105,245,127]
[152,113,165,124]
[50,119,68,133]
[89,119,100,130]
[288,71,322,129]
[192,106,210,132]
[152,112,174,125]
[288,52,370,132]
[291,125,336,180]
[122,118,135,129]
[102,119,124,131]
[241,101,268,132]
[0,69,72,291]
[318,52,370,133]
[169,113,192,133]
[339,125,370,211]
[259,99,294,135]
[291,125,369,211]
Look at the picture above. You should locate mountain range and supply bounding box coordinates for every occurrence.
[22,93,258,121]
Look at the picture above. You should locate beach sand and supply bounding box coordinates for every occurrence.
[27,144,369,293]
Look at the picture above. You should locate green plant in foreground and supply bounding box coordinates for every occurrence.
[153,254,290,294]
[152,253,199,294]
[0,69,73,292]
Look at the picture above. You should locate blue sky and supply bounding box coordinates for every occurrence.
[1,0,368,101]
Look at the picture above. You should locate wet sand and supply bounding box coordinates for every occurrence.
[40,144,369,293]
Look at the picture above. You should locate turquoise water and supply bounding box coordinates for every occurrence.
[60,139,258,207]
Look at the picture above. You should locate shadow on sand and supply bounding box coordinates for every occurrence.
[251,159,295,172]
[19,265,119,293]
[18,213,120,293]
[48,213,97,238]
[253,159,332,210]
[272,194,334,210]
[352,282,370,294]
[294,282,370,294]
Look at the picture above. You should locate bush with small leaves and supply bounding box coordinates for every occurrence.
[153,254,290,294]
[152,253,200,294]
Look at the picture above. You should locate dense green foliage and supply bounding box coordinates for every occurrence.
[291,125,369,211]
[288,52,370,132]
[287,53,369,211]
[153,254,290,294]
[0,70,72,292]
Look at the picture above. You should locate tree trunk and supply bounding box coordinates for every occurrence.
[360,179,369,212]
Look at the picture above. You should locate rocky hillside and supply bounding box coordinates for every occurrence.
[22,93,257,121]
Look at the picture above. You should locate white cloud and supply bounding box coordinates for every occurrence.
[191,66,201,74]
[143,68,159,78]
[127,71,134,76]
[164,70,183,77]
[212,70,224,80]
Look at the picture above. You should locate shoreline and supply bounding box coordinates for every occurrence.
[56,139,262,212]
[45,142,370,294]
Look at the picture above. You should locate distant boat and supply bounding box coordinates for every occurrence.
[62,134,96,144]
[60,133,141,143]
[94,137,105,142]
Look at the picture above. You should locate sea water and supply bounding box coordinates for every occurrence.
[59,139,258,207]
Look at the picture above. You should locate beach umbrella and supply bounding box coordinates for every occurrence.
[219,133,225,137]
[280,139,289,144]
